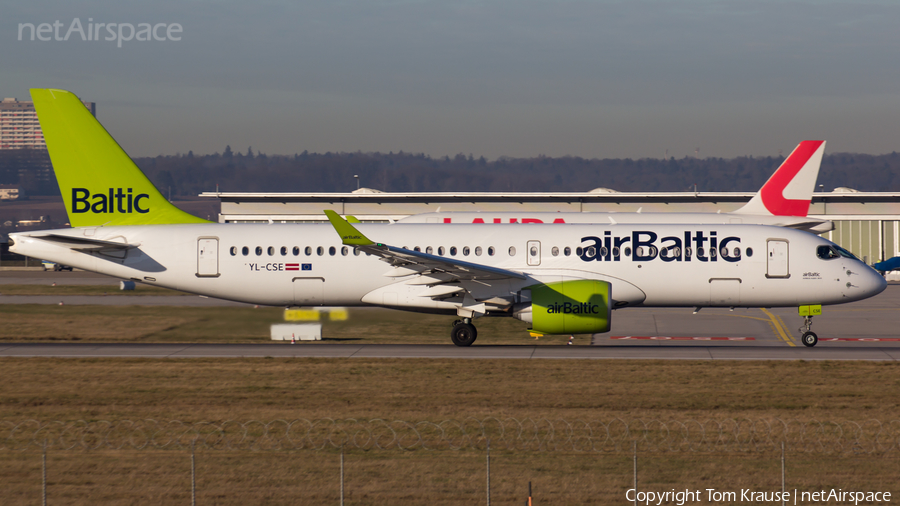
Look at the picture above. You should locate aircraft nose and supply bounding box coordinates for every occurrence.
[840,262,887,302]
[866,267,887,297]
[862,264,887,298]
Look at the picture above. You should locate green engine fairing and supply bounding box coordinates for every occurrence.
[528,280,611,335]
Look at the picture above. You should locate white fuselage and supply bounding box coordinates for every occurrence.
[9,223,884,314]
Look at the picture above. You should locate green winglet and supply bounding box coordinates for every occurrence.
[324,210,374,245]
[346,215,362,224]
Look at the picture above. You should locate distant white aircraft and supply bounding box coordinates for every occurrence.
[400,140,832,233]
[9,90,884,348]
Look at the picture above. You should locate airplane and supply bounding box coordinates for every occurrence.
[398,140,833,233]
[8,89,886,348]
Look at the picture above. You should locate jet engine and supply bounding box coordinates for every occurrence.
[512,280,611,335]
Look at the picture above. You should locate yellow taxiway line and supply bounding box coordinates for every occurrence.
[760,308,796,347]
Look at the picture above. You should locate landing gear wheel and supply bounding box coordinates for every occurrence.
[451,322,477,347]
[801,331,818,347]
[799,315,817,347]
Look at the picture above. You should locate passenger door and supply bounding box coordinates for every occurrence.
[766,240,789,278]
[197,238,219,277]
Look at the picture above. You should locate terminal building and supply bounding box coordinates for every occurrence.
[200,187,900,265]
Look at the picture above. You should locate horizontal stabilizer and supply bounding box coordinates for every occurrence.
[33,233,139,251]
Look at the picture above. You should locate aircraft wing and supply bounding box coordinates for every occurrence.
[324,210,526,281]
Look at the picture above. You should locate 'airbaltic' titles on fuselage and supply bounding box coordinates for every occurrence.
[72,188,149,214]
[580,231,742,263]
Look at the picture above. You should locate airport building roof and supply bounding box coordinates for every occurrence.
[199,190,900,224]
[198,189,900,263]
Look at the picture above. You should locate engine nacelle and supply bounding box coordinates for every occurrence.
[513,280,611,335]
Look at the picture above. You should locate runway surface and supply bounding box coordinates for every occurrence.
[0,295,248,306]
[2,342,900,360]
[2,270,900,360]
[0,269,124,285]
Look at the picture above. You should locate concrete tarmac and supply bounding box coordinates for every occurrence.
[0,270,122,285]
[1,342,898,360]
[2,271,900,360]
[0,295,250,306]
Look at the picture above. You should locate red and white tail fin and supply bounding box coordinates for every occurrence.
[735,140,826,217]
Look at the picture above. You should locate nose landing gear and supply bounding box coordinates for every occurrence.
[451,318,477,347]
[800,316,818,347]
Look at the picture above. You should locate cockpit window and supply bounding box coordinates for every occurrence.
[835,245,858,260]
[817,245,840,260]
[818,244,858,261]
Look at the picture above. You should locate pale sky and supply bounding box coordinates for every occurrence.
[5,1,900,159]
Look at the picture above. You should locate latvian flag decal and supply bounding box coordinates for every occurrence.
[286,263,300,271]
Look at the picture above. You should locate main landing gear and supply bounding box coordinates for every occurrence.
[451,318,477,347]
[800,315,818,347]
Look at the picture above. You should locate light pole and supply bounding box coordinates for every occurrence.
[353,175,360,191]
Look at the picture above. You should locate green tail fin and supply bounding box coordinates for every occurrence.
[30,88,210,227]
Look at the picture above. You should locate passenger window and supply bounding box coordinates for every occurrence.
[280,246,287,256]
[733,247,740,258]
[509,246,516,256]
[329,246,336,256]
[293,246,300,256]
[564,247,571,256]
[697,247,705,257]
[317,246,324,256]
[685,247,692,258]
[600,246,609,257]
[438,246,445,256]
[353,247,361,256]
[475,246,482,256]
[585,246,596,257]
[624,247,631,257]
[710,247,717,258]
[576,247,583,256]
[414,246,421,252]
[230,246,237,256]
[305,246,312,256]
[341,246,349,256]
[242,246,249,256]
[488,247,495,256]
[267,246,274,256]
[450,247,458,256]
[426,246,433,254]
[746,247,753,257]
[255,246,263,256]
[463,246,470,256]
[551,246,559,256]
